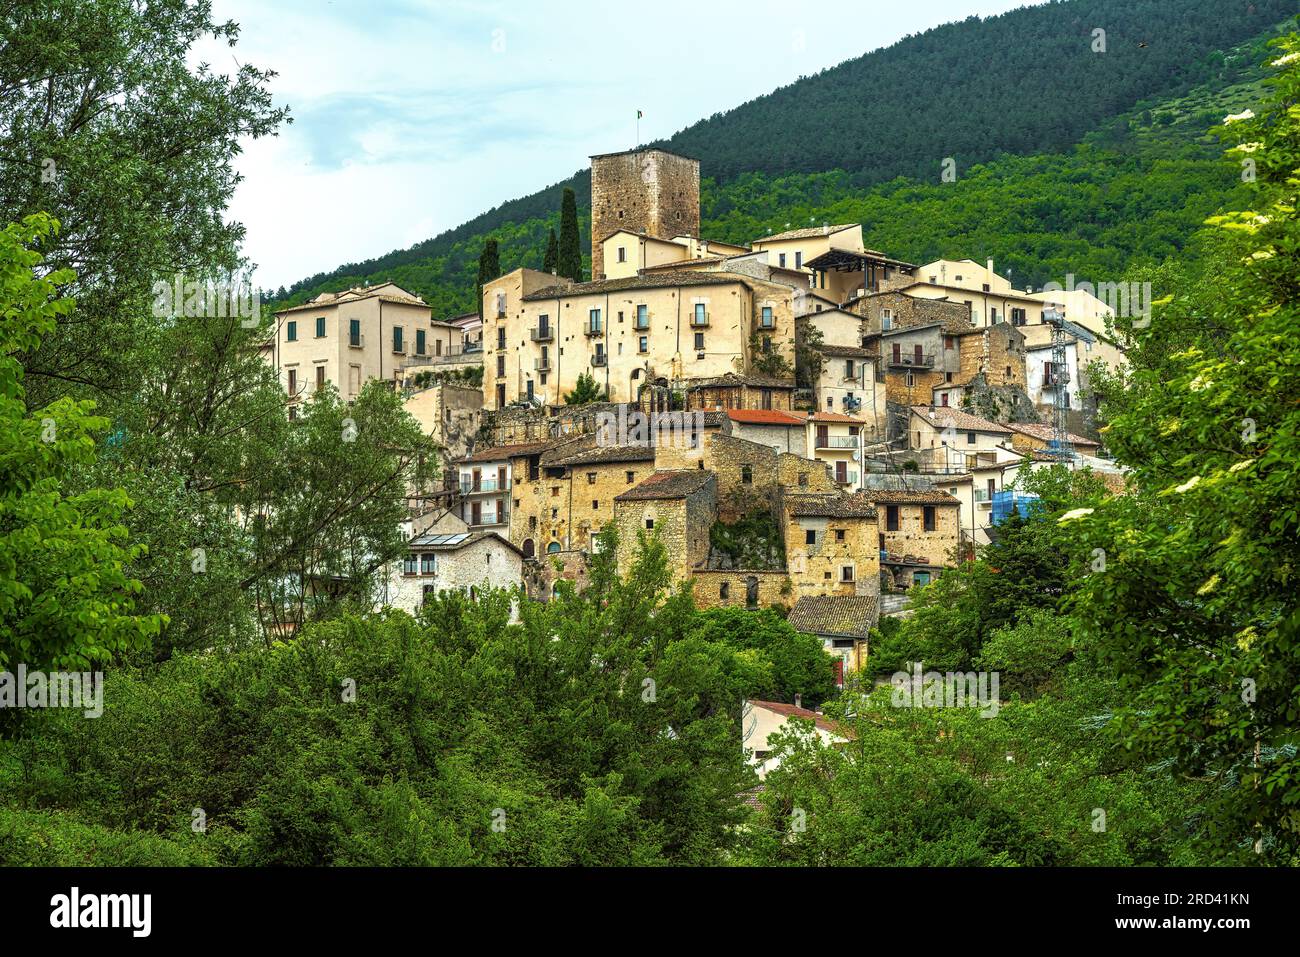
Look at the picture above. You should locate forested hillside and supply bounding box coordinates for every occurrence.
[273,0,1292,313]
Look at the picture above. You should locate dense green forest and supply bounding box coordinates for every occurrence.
[273,0,1292,315]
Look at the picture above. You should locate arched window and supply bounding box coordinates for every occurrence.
[522,538,535,559]
[719,582,730,600]
[745,576,760,608]
[547,541,561,554]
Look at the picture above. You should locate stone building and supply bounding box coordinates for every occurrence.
[955,322,1027,391]
[385,531,524,614]
[787,595,879,680]
[783,493,881,602]
[590,148,700,282]
[481,269,797,410]
[847,289,972,336]
[723,408,808,456]
[402,383,482,467]
[868,488,961,590]
[613,470,717,582]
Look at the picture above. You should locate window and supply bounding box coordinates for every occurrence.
[497,327,506,349]
[393,326,404,352]
[286,320,297,342]
[760,306,774,328]
[945,335,954,350]
[795,251,802,269]
[626,471,635,484]
[778,253,786,268]
[694,332,704,351]
[967,431,976,445]
[923,506,936,532]
[762,336,772,354]
[547,541,561,554]
[416,329,426,355]
[315,316,325,338]
[836,529,846,542]
[617,246,626,263]
[526,379,534,401]
[694,302,706,325]
[798,472,808,487]
[645,518,654,530]
[886,505,899,531]
[741,464,753,485]
[403,554,418,575]
[592,500,599,509]
[805,529,816,545]
[881,309,892,331]
[845,359,855,379]
[719,582,730,600]
[288,406,298,421]
[315,365,325,391]
[349,318,361,347]
[497,355,506,377]
[636,304,648,330]
[287,368,297,394]
[551,486,560,497]
[420,553,435,574]
[638,336,648,354]
[587,472,597,484]
[841,566,855,583]
[589,308,601,333]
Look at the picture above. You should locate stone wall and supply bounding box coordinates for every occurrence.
[776,452,839,495]
[876,502,961,570]
[783,512,881,601]
[690,569,792,610]
[510,456,652,556]
[613,476,717,582]
[852,291,971,335]
[590,149,700,281]
[956,322,1027,390]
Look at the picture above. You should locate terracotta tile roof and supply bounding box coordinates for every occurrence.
[910,406,1012,434]
[755,224,857,243]
[549,444,657,467]
[726,408,806,427]
[787,492,877,518]
[818,344,874,359]
[685,372,795,390]
[787,595,878,640]
[1001,421,1100,448]
[459,439,554,463]
[748,699,848,737]
[868,488,961,505]
[614,469,714,502]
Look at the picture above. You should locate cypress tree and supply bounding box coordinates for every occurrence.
[476,238,500,309]
[543,228,558,274]
[557,187,582,282]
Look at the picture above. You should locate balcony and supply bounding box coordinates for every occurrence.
[833,470,859,486]
[466,509,509,527]
[584,324,603,338]
[591,353,607,368]
[1043,365,1071,387]
[530,326,553,343]
[817,435,859,450]
[887,353,934,369]
[348,334,365,349]
[534,357,551,372]
[690,312,710,328]
[460,478,511,494]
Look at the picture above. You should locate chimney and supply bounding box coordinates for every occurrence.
[987,258,994,277]
[794,693,803,709]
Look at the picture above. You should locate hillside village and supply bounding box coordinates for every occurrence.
[266,146,1129,686]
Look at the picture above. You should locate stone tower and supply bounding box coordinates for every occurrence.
[589,148,700,281]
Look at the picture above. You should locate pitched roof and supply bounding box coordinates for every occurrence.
[807,411,865,424]
[787,493,877,518]
[786,596,878,641]
[406,531,523,556]
[909,406,1012,434]
[684,372,795,390]
[615,469,714,502]
[1001,421,1100,448]
[549,444,657,467]
[868,488,960,505]
[818,344,874,359]
[726,408,806,427]
[459,439,555,463]
[755,224,857,243]
[521,270,749,301]
[748,698,848,737]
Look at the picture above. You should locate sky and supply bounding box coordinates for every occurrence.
[203,0,1038,291]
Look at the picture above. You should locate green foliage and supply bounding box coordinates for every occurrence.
[690,607,837,708]
[475,238,500,308]
[0,215,164,673]
[1060,31,1300,857]
[563,371,606,405]
[557,187,582,282]
[707,510,785,570]
[543,227,558,274]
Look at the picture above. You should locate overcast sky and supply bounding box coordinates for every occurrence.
[204,0,1038,290]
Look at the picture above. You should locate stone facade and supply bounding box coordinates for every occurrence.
[691,569,792,610]
[386,533,524,614]
[851,290,971,336]
[870,491,961,589]
[402,383,483,467]
[590,148,701,282]
[776,452,838,494]
[613,471,717,582]
[955,322,1027,391]
[782,496,882,602]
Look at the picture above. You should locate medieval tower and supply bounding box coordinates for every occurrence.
[589,148,700,281]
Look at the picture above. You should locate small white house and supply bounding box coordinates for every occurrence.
[742,699,849,780]
[386,531,524,614]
